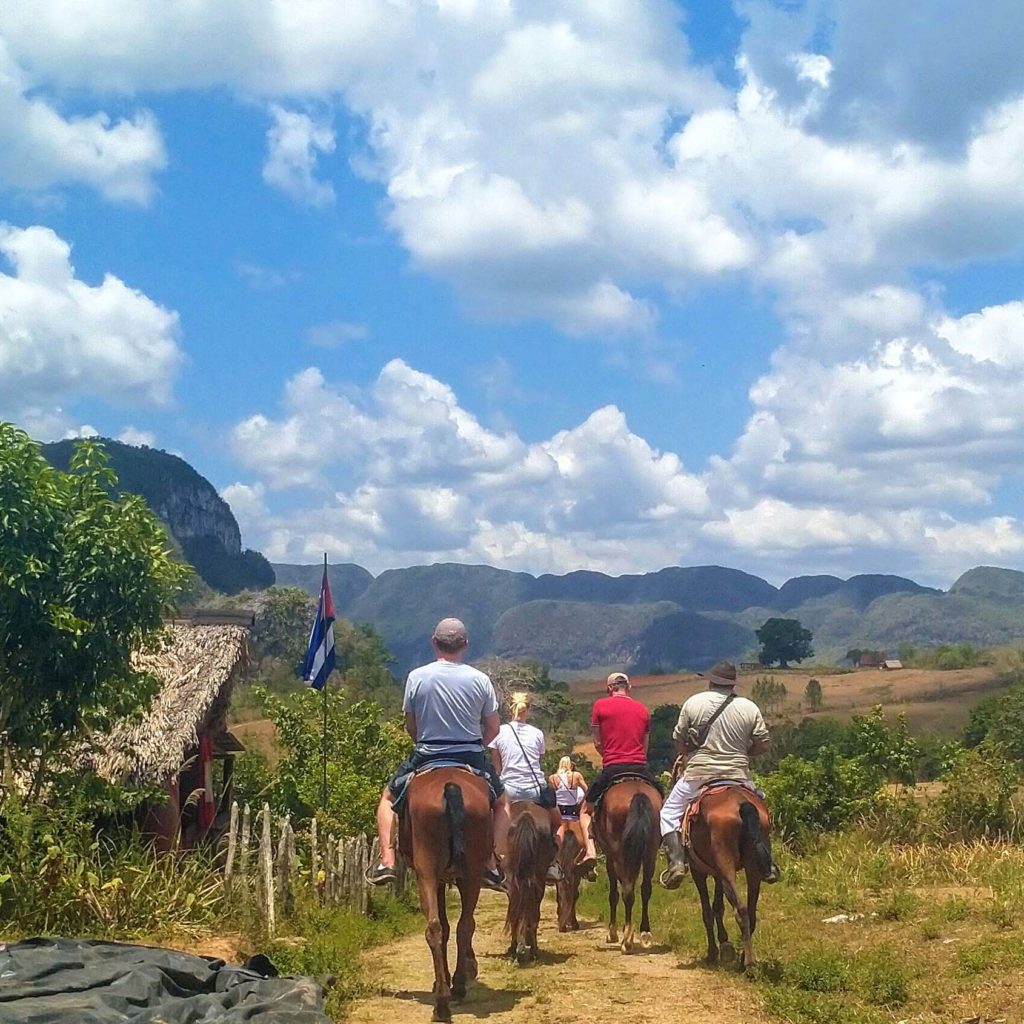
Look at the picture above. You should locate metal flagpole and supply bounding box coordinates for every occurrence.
[321,552,329,812]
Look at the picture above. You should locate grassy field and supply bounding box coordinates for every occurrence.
[569,660,1013,737]
[574,832,1024,1023]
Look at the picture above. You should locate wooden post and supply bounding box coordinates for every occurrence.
[285,819,297,917]
[224,801,239,893]
[325,835,336,904]
[239,803,252,885]
[276,815,293,918]
[261,803,275,938]
[310,817,319,902]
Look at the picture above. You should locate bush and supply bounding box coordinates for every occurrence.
[789,949,850,992]
[934,748,1020,840]
[858,946,909,1007]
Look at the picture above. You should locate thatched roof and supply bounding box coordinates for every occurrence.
[89,623,249,786]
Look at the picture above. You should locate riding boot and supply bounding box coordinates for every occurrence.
[659,831,688,890]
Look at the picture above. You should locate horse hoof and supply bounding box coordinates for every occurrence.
[706,951,719,966]
[640,932,654,949]
[620,940,633,954]
[720,942,737,965]
[467,958,479,981]
[515,947,531,967]
[606,931,618,945]
[452,982,466,1001]
[432,1004,452,1023]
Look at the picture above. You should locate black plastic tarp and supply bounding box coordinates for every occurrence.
[0,937,332,1023]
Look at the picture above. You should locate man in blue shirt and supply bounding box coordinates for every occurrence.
[367,617,509,890]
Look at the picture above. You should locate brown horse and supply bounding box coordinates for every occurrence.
[554,819,586,932]
[595,779,662,952]
[398,767,491,1022]
[504,801,557,964]
[686,786,774,969]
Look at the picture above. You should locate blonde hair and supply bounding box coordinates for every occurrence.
[509,691,531,720]
[558,756,573,773]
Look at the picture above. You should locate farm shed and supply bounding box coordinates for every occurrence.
[881,659,904,670]
[856,651,885,668]
[86,616,251,851]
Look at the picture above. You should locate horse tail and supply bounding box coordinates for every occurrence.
[739,799,773,877]
[504,812,543,935]
[622,792,656,878]
[443,782,466,871]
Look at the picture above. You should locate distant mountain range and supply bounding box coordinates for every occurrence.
[273,560,1024,676]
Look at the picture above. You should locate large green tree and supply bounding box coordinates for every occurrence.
[756,617,814,668]
[0,426,190,785]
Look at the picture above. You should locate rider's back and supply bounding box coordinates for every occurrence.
[676,692,767,781]
[591,693,650,765]
[404,659,497,754]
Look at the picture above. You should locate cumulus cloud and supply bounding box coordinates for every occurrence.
[229,359,709,572]
[117,425,156,447]
[0,224,182,426]
[263,105,336,207]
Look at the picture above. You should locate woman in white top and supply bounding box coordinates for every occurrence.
[489,692,563,846]
[549,756,599,869]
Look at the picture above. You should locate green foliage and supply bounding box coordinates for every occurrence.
[0,426,190,781]
[254,687,411,836]
[757,616,814,667]
[789,948,850,992]
[647,703,681,773]
[804,677,823,711]
[251,586,316,670]
[934,747,1020,840]
[0,796,222,936]
[761,748,884,844]
[851,706,921,786]
[752,674,788,714]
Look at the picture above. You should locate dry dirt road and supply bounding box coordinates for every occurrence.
[347,889,767,1024]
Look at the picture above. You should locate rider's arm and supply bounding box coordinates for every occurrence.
[591,725,604,755]
[404,711,417,741]
[574,773,588,793]
[492,744,505,774]
[482,710,501,746]
[749,736,771,757]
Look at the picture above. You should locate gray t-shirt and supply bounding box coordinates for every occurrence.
[673,688,769,782]
[403,659,499,754]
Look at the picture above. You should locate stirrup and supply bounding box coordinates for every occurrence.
[483,866,507,893]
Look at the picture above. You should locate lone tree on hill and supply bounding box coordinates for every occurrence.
[757,617,814,668]
[0,426,190,791]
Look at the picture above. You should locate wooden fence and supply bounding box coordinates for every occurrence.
[221,801,409,937]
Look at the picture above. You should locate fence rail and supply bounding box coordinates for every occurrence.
[222,801,407,937]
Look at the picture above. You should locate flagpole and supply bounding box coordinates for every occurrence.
[321,551,329,813]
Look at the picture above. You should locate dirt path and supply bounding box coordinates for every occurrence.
[348,889,768,1024]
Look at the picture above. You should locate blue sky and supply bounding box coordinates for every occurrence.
[1,1,1024,587]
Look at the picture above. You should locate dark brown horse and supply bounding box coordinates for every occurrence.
[595,780,662,952]
[504,801,556,964]
[398,768,491,1022]
[686,786,774,969]
[554,819,586,932]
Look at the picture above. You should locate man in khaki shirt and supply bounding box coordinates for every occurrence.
[659,660,774,889]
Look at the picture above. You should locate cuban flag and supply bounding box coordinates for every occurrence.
[302,567,336,690]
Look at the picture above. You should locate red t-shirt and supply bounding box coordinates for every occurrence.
[591,694,650,766]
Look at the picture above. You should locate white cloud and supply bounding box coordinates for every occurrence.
[237,262,302,290]
[263,105,336,208]
[117,425,156,447]
[0,40,164,203]
[306,320,369,348]
[0,224,182,426]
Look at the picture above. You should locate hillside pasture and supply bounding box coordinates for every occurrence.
[569,663,1009,737]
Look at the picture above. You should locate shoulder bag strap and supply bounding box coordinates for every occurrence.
[694,692,736,751]
[508,722,545,791]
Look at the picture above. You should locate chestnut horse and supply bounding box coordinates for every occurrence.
[686,786,774,969]
[398,768,491,1022]
[554,820,586,932]
[595,779,662,952]
[504,801,557,964]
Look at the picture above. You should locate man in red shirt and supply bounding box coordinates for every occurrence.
[585,672,664,809]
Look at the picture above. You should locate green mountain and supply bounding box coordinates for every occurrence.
[272,562,374,612]
[949,566,1024,602]
[43,438,274,594]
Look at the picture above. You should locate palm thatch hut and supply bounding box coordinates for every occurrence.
[88,618,251,851]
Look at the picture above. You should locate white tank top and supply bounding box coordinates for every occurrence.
[555,770,579,806]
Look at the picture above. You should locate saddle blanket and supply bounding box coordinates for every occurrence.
[682,779,762,844]
[391,762,493,813]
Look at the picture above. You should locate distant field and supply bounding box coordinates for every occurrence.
[569,662,1011,738]
[231,717,280,764]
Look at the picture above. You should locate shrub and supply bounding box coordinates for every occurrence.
[858,946,909,1006]
[934,748,1020,840]
[789,948,850,992]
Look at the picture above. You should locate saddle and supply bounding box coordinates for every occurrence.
[594,772,657,809]
[391,761,492,813]
[681,780,748,848]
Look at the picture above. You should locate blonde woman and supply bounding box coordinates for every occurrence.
[549,756,599,874]
[489,692,562,881]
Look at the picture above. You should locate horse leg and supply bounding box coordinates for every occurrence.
[638,848,655,949]
[418,874,451,1022]
[720,870,755,969]
[747,873,762,958]
[620,874,636,953]
[453,878,480,1000]
[693,871,718,965]
[713,877,729,947]
[437,882,451,988]
[606,861,619,945]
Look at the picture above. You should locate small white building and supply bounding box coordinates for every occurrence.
[880,659,904,670]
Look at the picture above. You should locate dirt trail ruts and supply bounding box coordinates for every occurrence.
[347,889,768,1024]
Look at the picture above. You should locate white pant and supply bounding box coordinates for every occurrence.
[659,777,761,837]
